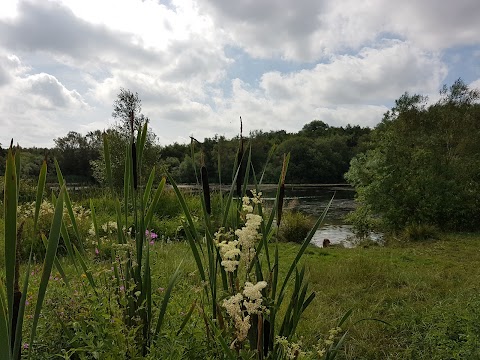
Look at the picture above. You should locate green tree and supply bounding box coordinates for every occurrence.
[91,89,160,188]
[346,79,480,232]
[54,131,100,182]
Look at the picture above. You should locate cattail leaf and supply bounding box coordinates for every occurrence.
[73,246,97,292]
[0,284,11,360]
[176,300,197,336]
[14,145,20,200]
[41,234,69,286]
[259,144,276,185]
[145,177,166,230]
[123,140,131,228]
[277,184,285,227]
[264,153,290,238]
[34,160,47,234]
[166,173,200,241]
[210,319,237,360]
[54,159,85,253]
[103,132,113,193]
[190,138,199,185]
[143,243,152,341]
[143,167,155,208]
[13,252,33,360]
[277,194,333,309]
[115,198,125,245]
[4,146,17,340]
[59,215,79,272]
[29,186,65,357]
[89,199,100,246]
[183,225,206,283]
[201,166,211,215]
[132,142,138,190]
[221,163,241,228]
[137,121,148,171]
[152,263,181,343]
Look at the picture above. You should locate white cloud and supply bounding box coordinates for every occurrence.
[260,41,447,107]
[198,0,480,61]
[0,0,479,148]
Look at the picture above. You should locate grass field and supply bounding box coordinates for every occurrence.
[3,228,479,359]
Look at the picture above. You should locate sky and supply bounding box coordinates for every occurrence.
[0,0,480,148]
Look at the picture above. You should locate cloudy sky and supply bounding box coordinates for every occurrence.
[1,0,479,148]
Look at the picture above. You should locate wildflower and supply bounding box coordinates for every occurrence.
[243,281,267,314]
[146,230,158,240]
[23,343,29,350]
[217,240,241,272]
[95,248,99,255]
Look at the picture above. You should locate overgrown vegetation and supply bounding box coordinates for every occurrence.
[346,79,480,234]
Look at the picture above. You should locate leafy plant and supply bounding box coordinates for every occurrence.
[169,139,334,358]
[0,145,65,359]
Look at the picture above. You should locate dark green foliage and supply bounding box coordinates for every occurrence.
[53,131,100,183]
[401,223,440,242]
[278,211,314,243]
[346,79,480,232]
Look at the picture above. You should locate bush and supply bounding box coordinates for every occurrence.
[18,200,91,260]
[278,210,314,243]
[401,223,440,242]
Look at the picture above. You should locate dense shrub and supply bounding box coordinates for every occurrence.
[278,210,314,243]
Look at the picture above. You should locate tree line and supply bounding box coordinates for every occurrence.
[1,88,371,186]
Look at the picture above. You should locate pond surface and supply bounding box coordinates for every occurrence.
[261,185,380,247]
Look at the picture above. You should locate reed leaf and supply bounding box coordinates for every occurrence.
[28,186,65,358]
[152,263,181,344]
[137,122,148,170]
[176,300,197,336]
[0,284,11,360]
[145,177,166,230]
[33,159,47,234]
[12,253,32,360]
[89,199,100,246]
[143,167,155,208]
[54,159,85,253]
[103,132,113,193]
[201,166,211,215]
[4,147,17,340]
[166,173,199,241]
[41,234,69,286]
[277,194,334,309]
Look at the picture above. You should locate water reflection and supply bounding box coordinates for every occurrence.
[262,185,380,247]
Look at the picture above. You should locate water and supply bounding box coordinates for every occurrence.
[262,185,381,247]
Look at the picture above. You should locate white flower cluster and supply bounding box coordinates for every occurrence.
[243,281,267,314]
[222,281,267,342]
[241,190,262,213]
[235,213,262,267]
[215,229,240,273]
[18,200,90,221]
[101,221,118,234]
[216,192,263,273]
[276,336,310,359]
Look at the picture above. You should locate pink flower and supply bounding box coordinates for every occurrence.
[23,343,29,349]
[95,248,99,255]
[150,240,154,245]
[146,230,158,239]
